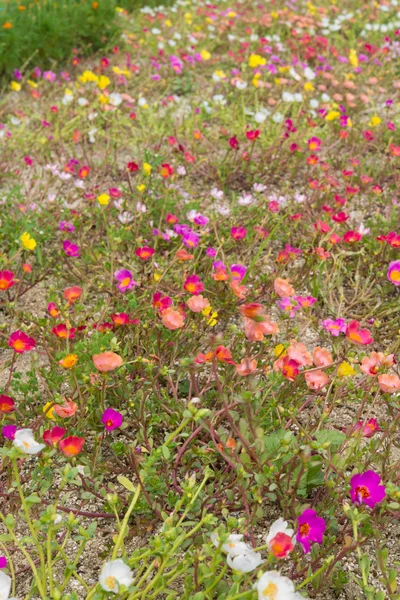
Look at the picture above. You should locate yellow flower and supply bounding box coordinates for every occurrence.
[249,54,266,68]
[325,111,340,121]
[11,81,21,92]
[349,49,358,68]
[369,115,381,127]
[97,75,110,90]
[43,402,55,419]
[97,193,110,206]
[59,354,78,369]
[164,18,172,26]
[274,344,287,358]
[79,70,98,83]
[201,50,211,60]
[153,272,161,282]
[271,10,278,18]
[227,11,236,17]
[27,80,38,88]
[143,163,152,175]
[184,13,192,23]
[214,70,227,79]
[304,82,314,92]
[99,94,109,104]
[137,184,146,192]
[20,232,37,251]
[337,361,356,377]
[274,78,281,85]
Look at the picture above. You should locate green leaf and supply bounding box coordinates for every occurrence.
[25,493,41,505]
[117,476,136,492]
[315,430,345,449]
[161,445,171,459]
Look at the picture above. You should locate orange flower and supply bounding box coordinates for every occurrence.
[93,351,123,372]
[244,317,279,341]
[64,286,82,303]
[3,22,13,29]
[59,354,78,369]
[230,280,247,299]
[59,436,85,457]
[161,307,184,330]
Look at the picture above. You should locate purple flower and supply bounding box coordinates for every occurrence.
[2,425,17,440]
[296,509,326,554]
[182,231,199,248]
[63,240,80,258]
[13,69,22,81]
[43,70,56,82]
[350,470,386,508]
[322,318,347,336]
[277,297,299,318]
[59,221,75,232]
[206,247,217,257]
[230,264,247,281]
[194,214,209,227]
[0,556,7,569]
[101,408,123,431]
[387,260,400,286]
[213,260,226,270]
[114,269,137,293]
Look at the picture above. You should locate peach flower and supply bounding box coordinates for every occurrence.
[93,351,123,372]
[378,374,400,393]
[360,352,395,376]
[236,358,257,376]
[305,370,329,390]
[161,307,185,330]
[53,399,78,418]
[312,347,333,367]
[230,280,247,299]
[274,277,295,298]
[187,295,210,313]
[287,341,313,366]
[244,316,279,341]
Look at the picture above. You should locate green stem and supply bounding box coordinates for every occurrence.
[112,484,141,559]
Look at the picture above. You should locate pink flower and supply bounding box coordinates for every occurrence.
[114,269,137,293]
[322,318,347,337]
[387,260,400,285]
[187,295,210,313]
[231,226,247,240]
[346,320,373,345]
[266,518,295,558]
[350,470,386,508]
[244,317,279,341]
[8,330,36,353]
[101,408,123,431]
[287,341,313,366]
[305,370,329,390]
[161,307,185,330]
[360,352,395,376]
[378,374,400,393]
[235,358,257,376]
[352,418,381,438]
[184,274,204,295]
[296,509,326,554]
[93,352,123,372]
[63,240,80,257]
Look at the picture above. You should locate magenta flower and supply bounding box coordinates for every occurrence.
[206,247,217,257]
[230,264,247,281]
[231,226,247,240]
[63,240,80,258]
[294,296,317,309]
[114,269,137,293]
[296,509,326,554]
[101,408,123,431]
[182,231,199,248]
[350,470,386,508]
[193,214,209,226]
[2,425,17,440]
[277,297,299,318]
[322,318,347,337]
[59,221,75,232]
[0,556,7,569]
[387,260,400,286]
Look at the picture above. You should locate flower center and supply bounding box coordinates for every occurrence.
[105,575,116,590]
[121,277,131,287]
[262,582,278,599]
[299,523,311,537]
[14,339,25,350]
[356,485,370,499]
[106,419,114,428]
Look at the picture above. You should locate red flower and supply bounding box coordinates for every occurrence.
[0,270,17,291]
[281,357,300,381]
[343,230,362,243]
[43,426,66,447]
[332,212,349,223]
[78,165,90,178]
[8,331,36,353]
[246,129,260,141]
[160,163,174,178]
[52,324,76,339]
[184,274,204,295]
[59,436,85,457]
[127,161,139,172]
[0,395,15,414]
[47,302,60,318]
[229,136,239,149]
[135,246,155,260]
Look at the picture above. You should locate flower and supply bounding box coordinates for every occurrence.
[350,470,386,508]
[59,354,78,369]
[211,533,263,573]
[99,560,134,593]
[255,571,299,600]
[20,231,37,250]
[266,518,295,558]
[0,395,15,414]
[274,278,295,298]
[63,240,80,257]
[64,286,82,303]
[296,509,326,553]
[187,295,210,313]
[48,302,60,317]
[387,260,400,285]
[230,264,247,281]
[236,358,257,376]
[8,330,36,353]
[135,246,155,260]
[305,370,329,390]
[346,321,373,345]
[2,425,17,440]
[312,347,333,367]
[161,307,185,330]
[93,352,123,372]
[337,361,356,377]
[101,408,123,431]
[360,352,394,376]
[0,572,11,600]
[114,269,137,293]
[43,402,55,419]
[0,556,7,568]
[184,274,204,295]
[244,317,279,341]
[322,318,347,336]
[352,419,381,438]
[52,324,76,339]
[43,426,66,447]
[0,270,16,291]
[59,436,85,457]
[13,429,45,454]
[97,193,110,206]
[378,374,400,393]
[54,399,78,418]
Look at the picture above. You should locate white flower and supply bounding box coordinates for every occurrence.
[118,211,134,224]
[310,98,319,108]
[357,223,370,236]
[13,429,45,455]
[0,571,11,600]
[109,93,122,107]
[238,193,255,206]
[235,80,248,90]
[304,67,316,80]
[253,183,267,193]
[294,93,303,102]
[255,571,299,600]
[99,560,134,594]
[136,202,147,213]
[282,92,294,103]
[138,97,148,108]
[177,165,186,175]
[289,68,301,81]
[321,93,331,102]
[88,128,97,143]
[213,94,227,106]
[272,112,284,123]
[62,94,73,106]
[211,532,249,556]
[294,193,306,203]
[78,98,89,106]
[210,187,224,200]
[52,514,63,524]
[227,550,263,573]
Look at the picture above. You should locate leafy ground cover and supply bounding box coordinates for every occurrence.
[0,0,400,598]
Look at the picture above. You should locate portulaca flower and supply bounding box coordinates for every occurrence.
[210,187,224,200]
[304,67,316,80]
[99,559,134,594]
[13,429,45,455]
[0,572,11,600]
[266,518,295,558]
[255,571,300,600]
[227,550,263,572]
[109,93,122,107]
